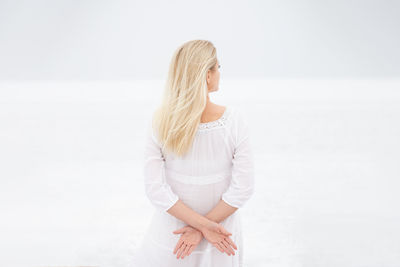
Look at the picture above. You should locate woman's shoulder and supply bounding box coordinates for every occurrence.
[196,105,250,132]
[225,106,252,144]
[198,105,230,131]
[226,105,249,126]
[205,105,249,129]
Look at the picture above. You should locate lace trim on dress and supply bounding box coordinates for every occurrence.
[198,107,229,131]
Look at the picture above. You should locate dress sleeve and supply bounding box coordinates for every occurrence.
[143,121,179,213]
[221,109,255,208]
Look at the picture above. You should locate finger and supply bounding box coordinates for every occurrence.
[177,245,185,259]
[222,239,235,255]
[219,240,231,256]
[173,239,184,254]
[176,247,182,259]
[218,225,232,236]
[176,246,182,259]
[214,242,224,253]
[177,243,187,259]
[187,244,196,256]
[177,243,184,259]
[173,226,188,234]
[181,244,191,259]
[180,244,188,259]
[217,242,227,254]
[225,236,238,250]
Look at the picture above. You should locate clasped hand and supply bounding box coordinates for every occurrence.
[172,220,237,259]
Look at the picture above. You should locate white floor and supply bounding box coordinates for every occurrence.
[1,79,399,267]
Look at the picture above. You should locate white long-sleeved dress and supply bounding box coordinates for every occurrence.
[132,106,255,267]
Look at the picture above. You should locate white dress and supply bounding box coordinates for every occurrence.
[132,106,255,267]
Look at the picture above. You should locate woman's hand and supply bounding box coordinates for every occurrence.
[172,225,203,259]
[200,220,238,256]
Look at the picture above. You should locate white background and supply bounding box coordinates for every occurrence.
[1,0,399,80]
[1,1,399,267]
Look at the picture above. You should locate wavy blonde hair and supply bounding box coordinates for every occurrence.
[152,40,218,157]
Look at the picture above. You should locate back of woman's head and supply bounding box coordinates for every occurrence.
[153,39,218,157]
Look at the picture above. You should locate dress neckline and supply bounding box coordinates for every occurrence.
[198,107,229,130]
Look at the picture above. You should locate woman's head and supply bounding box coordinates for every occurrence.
[207,57,221,93]
[170,39,220,93]
[153,40,220,157]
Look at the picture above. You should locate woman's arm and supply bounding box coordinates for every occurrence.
[145,108,253,252]
[143,122,180,213]
[203,199,238,223]
[144,121,232,237]
[166,199,215,232]
[169,199,238,257]
[144,121,236,256]
[203,109,255,224]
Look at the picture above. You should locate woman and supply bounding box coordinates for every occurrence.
[132,39,255,266]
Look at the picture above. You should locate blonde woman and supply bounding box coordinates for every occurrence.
[132,40,255,266]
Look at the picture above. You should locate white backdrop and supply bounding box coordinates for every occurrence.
[1,80,399,267]
[1,0,400,267]
[0,0,399,80]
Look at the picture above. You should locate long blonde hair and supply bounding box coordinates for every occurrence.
[152,40,218,157]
